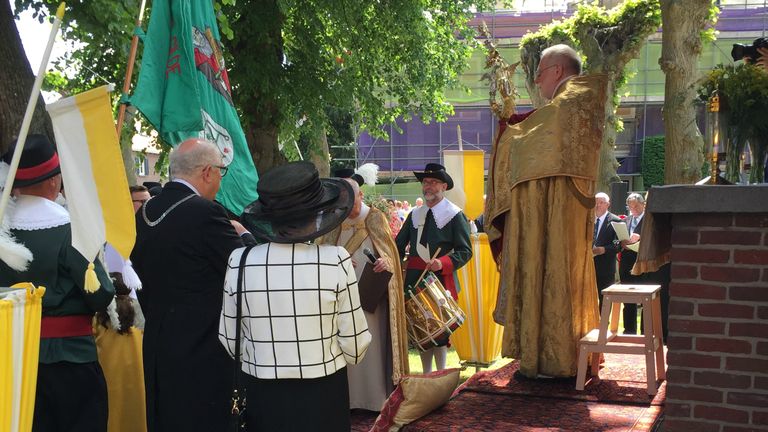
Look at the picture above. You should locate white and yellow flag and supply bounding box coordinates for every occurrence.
[443,149,485,221]
[46,86,135,279]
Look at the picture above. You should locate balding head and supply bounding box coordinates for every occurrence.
[169,138,225,200]
[594,192,610,217]
[345,178,363,219]
[535,44,582,100]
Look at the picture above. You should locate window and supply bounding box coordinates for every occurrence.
[135,156,148,177]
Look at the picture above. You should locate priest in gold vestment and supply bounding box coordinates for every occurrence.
[318,174,409,410]
[486,45,607,378]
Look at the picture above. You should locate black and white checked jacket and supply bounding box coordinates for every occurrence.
[219,242,371,379]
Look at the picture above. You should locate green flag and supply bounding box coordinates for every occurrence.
[131,0,258,215]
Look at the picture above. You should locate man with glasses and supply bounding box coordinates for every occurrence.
[131,138,254,432]
[486,44,610,379]
[130,185,151,212]
[396,163,472,373]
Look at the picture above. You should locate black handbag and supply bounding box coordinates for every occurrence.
[230,246,254,431]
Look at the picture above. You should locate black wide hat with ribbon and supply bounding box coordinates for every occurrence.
[413,163,454,190]
[242,161,354,243]
[2,134,61,188]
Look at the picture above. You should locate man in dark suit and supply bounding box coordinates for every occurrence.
[618,192,646,335]
[592,192,621,307]
[132,138,254,432]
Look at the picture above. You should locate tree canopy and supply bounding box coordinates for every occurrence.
[8,0,494,174]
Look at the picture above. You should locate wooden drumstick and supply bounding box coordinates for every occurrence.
[413,247,442,289]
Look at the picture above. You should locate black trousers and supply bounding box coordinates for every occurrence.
[33,361,108,432]
[244,367,350,431]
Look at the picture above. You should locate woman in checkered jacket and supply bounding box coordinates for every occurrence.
[219,161,372,431]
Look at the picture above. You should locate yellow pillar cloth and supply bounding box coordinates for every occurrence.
[486,75,608,378]
[451,233,503,365]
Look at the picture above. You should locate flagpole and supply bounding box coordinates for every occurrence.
[0,2,65,224]
[115,0,148,135]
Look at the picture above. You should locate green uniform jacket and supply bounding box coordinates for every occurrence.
[395,204,472,292]
[0,224,114,363]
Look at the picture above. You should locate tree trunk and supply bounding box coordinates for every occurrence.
[120,106,138,186]
[598,82,622,192]
[225,0,287,176]
[244,119,285,175]
[0,1,53,152]
[307,128,330,177]
[659,0,710,184]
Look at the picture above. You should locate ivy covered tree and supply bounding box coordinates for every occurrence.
[659,0,718,184]
[519,0,661,191]
[2,0,495,177]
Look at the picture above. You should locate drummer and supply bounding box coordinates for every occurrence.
[396,163,472,373]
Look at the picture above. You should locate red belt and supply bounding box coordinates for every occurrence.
[407,256,458,300]
[40,315,93,339]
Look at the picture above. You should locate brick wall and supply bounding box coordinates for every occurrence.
[664,213,768,432]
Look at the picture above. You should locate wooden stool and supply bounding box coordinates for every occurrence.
[575,284,666,395]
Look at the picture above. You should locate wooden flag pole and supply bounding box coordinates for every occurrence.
[457,125,463,151]
[0,2,65,224]
[115,0,148,135]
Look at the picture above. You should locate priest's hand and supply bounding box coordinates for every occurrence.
[373,258,390,273]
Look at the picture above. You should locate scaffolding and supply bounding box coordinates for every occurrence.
[338,0,766,198]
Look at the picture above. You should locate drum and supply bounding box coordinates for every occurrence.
[404,272,466,351]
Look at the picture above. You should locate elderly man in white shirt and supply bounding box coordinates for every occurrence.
[219,161,371,431]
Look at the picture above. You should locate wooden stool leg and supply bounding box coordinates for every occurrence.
[598,298,613,344]
[576,345,589,390]
[590,350,600,376]
[642,297,657,395]
[652,296,666,380]
[609,300,621,334]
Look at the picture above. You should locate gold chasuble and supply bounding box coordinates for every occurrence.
[318,207,410,384]
[486,74,608,378]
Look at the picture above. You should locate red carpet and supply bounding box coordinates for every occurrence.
[352,353,665,431]
[461,353,666,406]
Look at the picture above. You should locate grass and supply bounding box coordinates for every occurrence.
[407,347,514,383]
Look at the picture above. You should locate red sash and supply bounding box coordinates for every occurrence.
[40,315,93,339]
[406,256,457,300]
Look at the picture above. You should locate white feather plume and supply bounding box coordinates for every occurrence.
[0,198,33,271]
[355,163,379,187]
[0,161,10,189]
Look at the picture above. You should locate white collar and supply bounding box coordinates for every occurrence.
[171,179,200,196]
[8,195,70,230]
[344,203,370,227]
[596,212,607,223]
[411,198,461,229]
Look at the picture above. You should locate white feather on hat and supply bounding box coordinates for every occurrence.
[0,161,33,271]
[355,163,379,187]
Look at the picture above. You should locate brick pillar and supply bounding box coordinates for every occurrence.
[660,208,768,432]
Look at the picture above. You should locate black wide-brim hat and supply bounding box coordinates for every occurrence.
[242,161,354,243]
[2,134,61,188]
[413,163,454,190]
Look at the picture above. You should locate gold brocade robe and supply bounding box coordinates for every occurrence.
[317,207,410,384]
[94,325,147,432]
[485,75,608,378]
